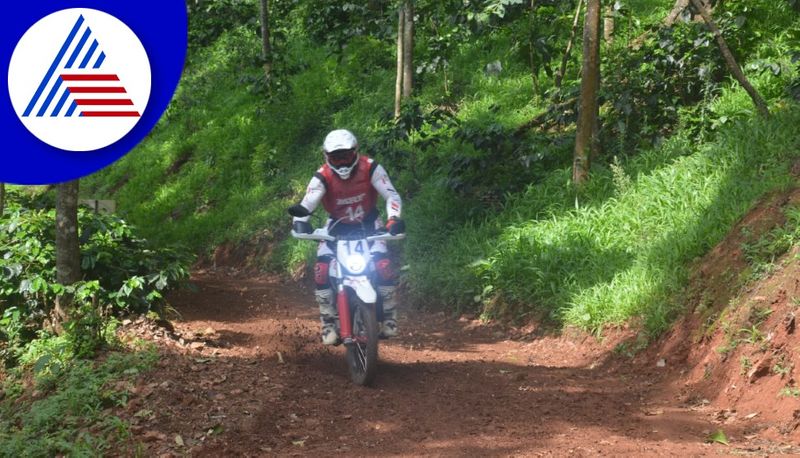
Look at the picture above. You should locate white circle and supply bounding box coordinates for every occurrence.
[7,8,151,152]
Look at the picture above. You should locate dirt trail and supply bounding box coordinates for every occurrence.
[122,271,776,457]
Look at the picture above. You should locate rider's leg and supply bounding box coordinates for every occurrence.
[370,221,400,337]
[315,246,338,345]
[373,250,399,338]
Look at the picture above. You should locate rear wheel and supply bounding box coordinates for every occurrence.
[346,299,379,386]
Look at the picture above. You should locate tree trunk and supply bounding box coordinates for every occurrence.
[603,3,614,43]
[573,0,601,185]
[54,180,81,327]
[592,45,602,160]
[555,0,584,90]
[528,0,539,96]
[401,0,414,98]
[258,0,272,80]
[664,0,691,26]
[394,6,405,119]
[689,0,769,117]
[528,55,540,97]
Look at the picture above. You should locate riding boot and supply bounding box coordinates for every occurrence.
[378,285,399,337]
[315,288,338,345]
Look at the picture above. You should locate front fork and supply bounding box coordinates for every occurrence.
[336,284,353,344]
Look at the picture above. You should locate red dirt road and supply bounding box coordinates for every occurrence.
[125,272,776,456]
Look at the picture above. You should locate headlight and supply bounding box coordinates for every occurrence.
[344,254,367,274]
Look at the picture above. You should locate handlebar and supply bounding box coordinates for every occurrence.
[366,232,406,242]
[291,229,405,242]
[291,229,334,242]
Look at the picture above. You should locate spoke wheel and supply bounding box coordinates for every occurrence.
[346,299,379,386]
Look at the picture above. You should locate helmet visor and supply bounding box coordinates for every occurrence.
[327,149,357,168]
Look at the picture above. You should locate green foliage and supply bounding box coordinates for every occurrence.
[0,189,191,365]
[411,105,800,334]
[741,205,800,278]
[714,302,774,356]
[0,348,157,456]
[707,429,729,445]
[739,355,752,375]
[779,386,800,398]
[298,0,394,51]
[603,20,725,153]
[789,52,800,101]
[773,353,793,376]
[82,0,800,339]
[83,26,338,258]
[187,0,258,50]
[601,0,800,155]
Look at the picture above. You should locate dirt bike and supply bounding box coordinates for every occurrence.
[288,205,405,386]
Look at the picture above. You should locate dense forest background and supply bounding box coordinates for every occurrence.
[83,0,800,333]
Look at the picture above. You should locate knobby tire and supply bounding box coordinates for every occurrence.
[346,300,379,386]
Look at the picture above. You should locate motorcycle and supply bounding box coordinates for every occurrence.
[288,205,405,386]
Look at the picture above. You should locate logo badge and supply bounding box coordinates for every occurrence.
[1,1,186,184]
[8,9,150,152]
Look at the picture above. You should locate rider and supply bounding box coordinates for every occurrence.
[292,129,405,345]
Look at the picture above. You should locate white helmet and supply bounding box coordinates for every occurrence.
[323,129,359,180]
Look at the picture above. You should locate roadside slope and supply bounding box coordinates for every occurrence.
[642,185,800,446]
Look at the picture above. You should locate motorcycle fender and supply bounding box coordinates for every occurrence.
[343,276,377,304]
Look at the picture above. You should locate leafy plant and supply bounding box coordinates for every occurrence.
[0,189,192,365]
[739,355,752,375]
[741,205,800,278]
[0,348,157,456]
[773,354,793,377]
[187,0,258,50]
[779,386,800,398]
[707,429,729,445]
[602,20,725,154]
[298,0,393,51]
[739,324,764,345]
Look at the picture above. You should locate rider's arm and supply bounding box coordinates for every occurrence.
[370,164,402,219]
[292,173,326,223]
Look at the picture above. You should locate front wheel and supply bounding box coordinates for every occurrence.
[346,299,379,386]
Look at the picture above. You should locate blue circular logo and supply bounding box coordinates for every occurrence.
[2,1,187,184]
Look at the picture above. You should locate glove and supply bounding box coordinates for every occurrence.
[385,217,405,235]
[293,221,312,234]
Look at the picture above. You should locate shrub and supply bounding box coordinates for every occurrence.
[0,189,192,365]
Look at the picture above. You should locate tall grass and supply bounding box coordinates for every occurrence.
[0,348,158,456]
[408,102,800,335]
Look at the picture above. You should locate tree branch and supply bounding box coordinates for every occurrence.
[555,0,584,90]
[689,0,769,117]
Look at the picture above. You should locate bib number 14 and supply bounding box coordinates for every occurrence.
[345,205,365,221]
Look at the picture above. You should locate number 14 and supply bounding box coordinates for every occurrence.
[345,205,364,221]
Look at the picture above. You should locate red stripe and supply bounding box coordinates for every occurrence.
[81,111,141,117]
[61,74,119,81]
[68,87,127,93]
[75,99,134,106]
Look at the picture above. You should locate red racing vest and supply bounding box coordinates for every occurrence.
[317,155,378,224]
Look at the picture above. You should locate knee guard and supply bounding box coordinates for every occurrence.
[314,256,332,288]
[374,256,395,286]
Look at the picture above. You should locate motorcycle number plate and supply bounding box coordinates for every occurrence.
[337,240,366,256]
[337,240,369,274]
